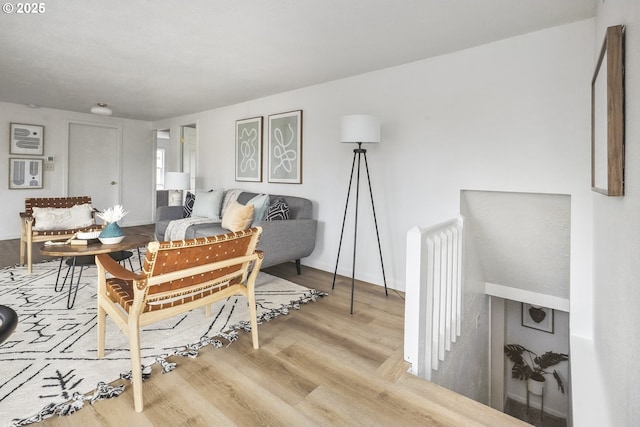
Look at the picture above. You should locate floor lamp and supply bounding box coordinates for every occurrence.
[332,114,388,314]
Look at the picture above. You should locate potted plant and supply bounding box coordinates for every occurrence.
[504,344,569,395]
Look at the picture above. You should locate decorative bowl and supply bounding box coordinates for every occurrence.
[99,236,125,245]
[76,231,101,240]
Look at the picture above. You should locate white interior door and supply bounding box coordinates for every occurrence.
[68,123,121,211]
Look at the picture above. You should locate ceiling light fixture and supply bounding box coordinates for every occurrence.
[91,103,112,116]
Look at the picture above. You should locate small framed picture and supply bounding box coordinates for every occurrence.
[10,123,44,155]
[268,110,302,184]
[9,158,43,189]
[522,303,554,333]
[235,116,263,182]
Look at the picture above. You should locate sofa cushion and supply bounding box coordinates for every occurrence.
[221,200,254,232]
[191,189,223,219]
[32,204,95,230]
[264,198,290,221]
[221,189,243,217]
[194,224,227,238]
[183,191,195,218]
[247,194,270,225]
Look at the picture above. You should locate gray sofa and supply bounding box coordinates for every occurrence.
[155,191,317,273]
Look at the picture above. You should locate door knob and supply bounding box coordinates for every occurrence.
[110,181,117,185]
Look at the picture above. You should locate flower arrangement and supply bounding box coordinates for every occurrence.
[97,205,128,242]
[96,204,128,224]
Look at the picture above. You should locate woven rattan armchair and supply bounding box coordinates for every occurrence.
[20,196,102,273]
[95,227,263,412]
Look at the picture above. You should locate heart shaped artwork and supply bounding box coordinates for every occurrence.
[529,306,547,323]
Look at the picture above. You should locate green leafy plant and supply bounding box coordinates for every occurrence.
[504,344,569,393]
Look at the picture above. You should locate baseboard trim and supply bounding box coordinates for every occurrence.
[506,392,567,419]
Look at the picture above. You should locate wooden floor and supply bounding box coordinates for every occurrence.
[2,224,529,426]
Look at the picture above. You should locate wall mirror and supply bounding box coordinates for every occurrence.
[591,25,625,196]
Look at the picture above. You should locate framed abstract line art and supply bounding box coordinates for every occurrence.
[235,116,263,182]
[10,123,44,155]
[591,25,625,196]
[9,158,43,189]
[521,303,554,334]
[268,110,302,184]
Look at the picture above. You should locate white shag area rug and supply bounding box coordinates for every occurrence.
[0,260,326,426]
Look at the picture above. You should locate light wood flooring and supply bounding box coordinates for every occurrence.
[2,225,530,426]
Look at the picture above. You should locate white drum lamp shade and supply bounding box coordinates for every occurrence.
[341,114,380,144]
[165,172,190,206]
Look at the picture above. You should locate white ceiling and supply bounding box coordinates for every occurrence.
[0,0,596,121]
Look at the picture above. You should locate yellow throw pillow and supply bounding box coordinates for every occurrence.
[221,200,254,232]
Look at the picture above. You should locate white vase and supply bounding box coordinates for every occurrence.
[527,377,545,396]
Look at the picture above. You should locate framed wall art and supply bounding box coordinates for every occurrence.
[521,303,554,334]
[268,110,302,184]
[591,25,625,196]
[9,158,43,189]
[235,116,263,182]
[10,123,44,156]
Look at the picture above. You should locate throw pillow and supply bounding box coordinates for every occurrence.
[264,198,290,221]
[191,189,224,219]
[32,204,95,230]
[221,200,255,232]
[220,189,243,217]
[246,194,270,226]
[183,191,195,218]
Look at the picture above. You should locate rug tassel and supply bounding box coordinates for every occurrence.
[89,381,125,403]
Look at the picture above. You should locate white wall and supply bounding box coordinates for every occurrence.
[462,191,571,299]
[591,2,640,426]
[0,102,153,239]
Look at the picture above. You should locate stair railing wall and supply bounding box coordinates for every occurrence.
[404,216,464,380]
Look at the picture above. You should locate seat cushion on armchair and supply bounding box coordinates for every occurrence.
[32,204,94,230]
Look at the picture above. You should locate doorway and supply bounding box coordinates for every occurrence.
[181,123,197,190]
[68,122,121,210]
[153,124,196,212]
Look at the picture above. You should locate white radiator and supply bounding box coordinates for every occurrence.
[404,216,464,379]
